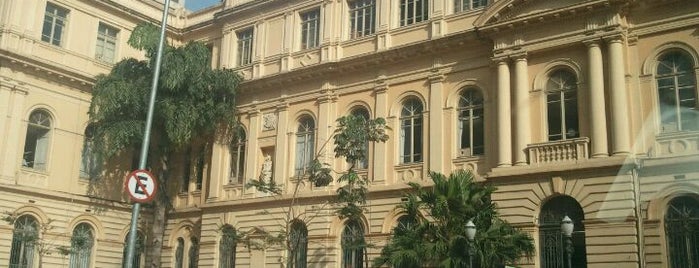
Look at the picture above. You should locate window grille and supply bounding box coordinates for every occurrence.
[288,220,308,268]
[342,220,366,268]
[69,223,94,268]
[539,196,588,268]
[219,226,237,268]
[9,215,38,268]
[665,196,699,268]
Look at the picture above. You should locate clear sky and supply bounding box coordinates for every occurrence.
[185,0,222,11]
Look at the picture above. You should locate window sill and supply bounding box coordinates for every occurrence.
[454,154,484,162]
[223,183,244,189]
[20,167,49,176]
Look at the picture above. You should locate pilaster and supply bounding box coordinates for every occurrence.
[428,72,445,173]
[0,83,27,182]
[373,81,388,183]
[245,109,261,187]
[274,101,290,186]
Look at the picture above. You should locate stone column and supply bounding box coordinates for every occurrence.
[496,60,512,167]
[373,83,388,183]
[274,102,290,186]
[585,40,609,157]
[607,36,631,155]
[512,55,530,166]
[428,74,445,173]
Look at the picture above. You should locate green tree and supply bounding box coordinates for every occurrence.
[244,114,388,267]
[374,170,535,268]
[88,23,240,266]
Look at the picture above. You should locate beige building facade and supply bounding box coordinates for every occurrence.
[1,0,698,267]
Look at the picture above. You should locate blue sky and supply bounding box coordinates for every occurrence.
[185,0,222,11]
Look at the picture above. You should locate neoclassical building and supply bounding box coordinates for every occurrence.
[1,0,698,267]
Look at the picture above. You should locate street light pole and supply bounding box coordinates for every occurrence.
[561,216,574,268]
[465,220,477,268]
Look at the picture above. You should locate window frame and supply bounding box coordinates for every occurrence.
[95,22,119,63]
[174,237,185,268]
[545,69,580,141]
[300,8,321,50]
[219,226,237,268]
[229,130,246,185]
[295,116,316,177]
[22,110,53,171]
[655,50,698,133]
[69,223,94,268]
[79,125,100,179]
[399,0,429,27]
[341,219,366,268]
[9,215,38,268]
[454,0,487,13]
[350,107,371,169]
[288,220,308,268]
[457,88,485,156]
[236,28,254,66]
[41,2,69,46]
[400,98,424,164]
[348,0,376,39]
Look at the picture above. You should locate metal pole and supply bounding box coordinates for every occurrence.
[124,0,171,267]
[565,235,573,268]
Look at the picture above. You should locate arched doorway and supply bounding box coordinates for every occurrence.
[539,195,588,268]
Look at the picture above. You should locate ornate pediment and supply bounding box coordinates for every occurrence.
[474,0,607,28]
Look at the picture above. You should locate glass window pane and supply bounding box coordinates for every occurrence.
[547,97,562,141]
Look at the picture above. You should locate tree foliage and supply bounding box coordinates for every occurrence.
[89,23,241,160]
[374,170,535,268]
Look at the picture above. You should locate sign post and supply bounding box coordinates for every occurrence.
[124,0,171,267]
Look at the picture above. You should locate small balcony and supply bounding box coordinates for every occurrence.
[526,137,590,165]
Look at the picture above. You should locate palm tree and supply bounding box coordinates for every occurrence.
[374,170,534,268]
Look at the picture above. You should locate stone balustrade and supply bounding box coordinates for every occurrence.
[526,137,590,165]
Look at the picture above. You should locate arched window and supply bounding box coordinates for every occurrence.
[342,219,366,268]
[395,215,417,231]
[9,215,38,268]
[539,196,587,268]
[219,226,237,268]
[458,88,484,156]
[295,116,315,176]
[23,110,52,170]
[400,98,423,163]
[546,70,579,141]
[121,231,145,268]
[229,130,246,184]
[656,51,698,132]
[665,196,699,267]
[289,220,308,268]
[175,237,184,268]
[69,223,94,268]
[350,107,371,169]
[189,237,199,268]
[80,125,100,179]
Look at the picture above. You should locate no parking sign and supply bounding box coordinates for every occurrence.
[124,169,158,203]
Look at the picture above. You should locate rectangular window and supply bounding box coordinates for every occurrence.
[349,0,375,39]
[400,0,428,26]
[300,9,320,50]
[95,23,118,63]
[454,0,487,13]
[41,3,69,46]
[236,28,253,66]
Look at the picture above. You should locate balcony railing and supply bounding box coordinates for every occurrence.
[526,137,590,165]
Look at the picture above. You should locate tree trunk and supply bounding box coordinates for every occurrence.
[149,154,170,267]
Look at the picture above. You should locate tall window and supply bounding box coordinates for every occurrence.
[400,98,423,163]
[349,0,375,39]
[295,116,315,176]
[195,146,205,191]
[122,231,144,268]
[175,238,184,268]
[288,220,308,268]
[23,110,52,171]
[182,148,192,193]
[342,220,366,268]
[665,196,699,268]
[396,215,417,231]
[458,88,484,156]
[539,196,587,268]
[69,223,94,268]
[219,226,237,268]
[236,28,253,66]
[189,237,199,268]
[80,125,100,179]
[350,107,371,169]
[300,9,320,50]
[454,0,487,13]
[546,69,579,141]
[656,51,698,132]
[41,3,68,46]
[229,130,246,184]
[400,0,428,26]
[96,23,118,63]
[9,215,38,268]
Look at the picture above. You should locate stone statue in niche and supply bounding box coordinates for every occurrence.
[260,154,273,182]
[262,113,277,131]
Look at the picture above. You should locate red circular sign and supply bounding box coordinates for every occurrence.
[124,169,158,203]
